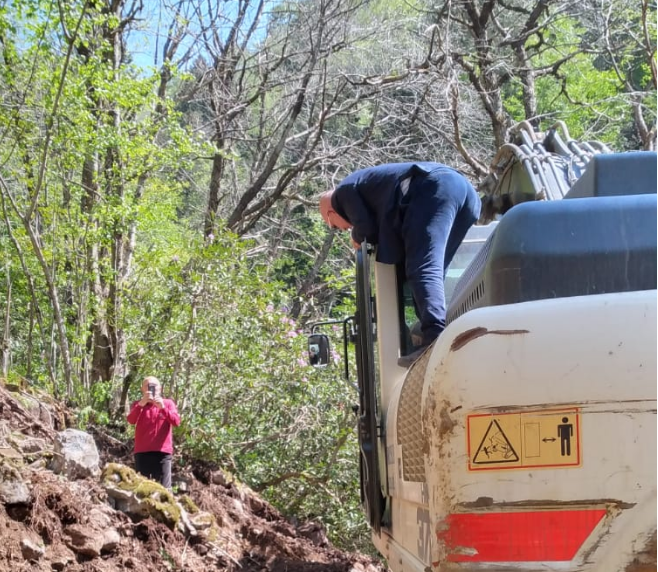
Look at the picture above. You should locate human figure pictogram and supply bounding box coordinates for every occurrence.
[557,417,573,456]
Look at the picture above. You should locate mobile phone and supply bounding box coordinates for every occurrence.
[148,383,156,398]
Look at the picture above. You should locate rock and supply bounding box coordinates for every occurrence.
[172,472,194,492]
[48,546,76,572]
[177,506,197,537]
[15,436,49,455]
[0,462,30,504]
[51,557,73,572]
[20,393,54,430]
[50,428,100,479]
[101,528,121,552]
[51,558,71,571]
[350,564,385,572]
[0,480,30,504]
[85,506,122,552]
[88,507,113,529]
[20,538,44,561]
[63,523,104,558]
[230,497,245,516]
[61,506,123,555]
[297,520,329,547]
[102,463,181,527]
[189,511,215,531]
[194,543,209,556]
[210,470,228,485]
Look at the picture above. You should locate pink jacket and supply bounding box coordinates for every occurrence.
[126,399,181,454]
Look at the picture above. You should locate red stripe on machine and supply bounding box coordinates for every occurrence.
[437,509,606,562]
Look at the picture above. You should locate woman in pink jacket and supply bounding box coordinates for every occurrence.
[126,376,181,489]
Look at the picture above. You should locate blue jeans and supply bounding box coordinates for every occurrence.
[401,168,481,346]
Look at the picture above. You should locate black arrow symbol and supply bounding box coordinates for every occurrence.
[542,437,556,443]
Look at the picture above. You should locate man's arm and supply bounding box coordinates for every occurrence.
[333,185,376,244]
[163,400,181,427]
[126,401,143,424]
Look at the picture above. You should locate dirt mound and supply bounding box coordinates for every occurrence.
[0,384,384,572]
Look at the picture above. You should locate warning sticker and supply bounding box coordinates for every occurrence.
[467,408,581,471]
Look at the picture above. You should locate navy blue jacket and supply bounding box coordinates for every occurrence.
[331,162,454,264]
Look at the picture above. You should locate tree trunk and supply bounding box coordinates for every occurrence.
[1,276,10,378]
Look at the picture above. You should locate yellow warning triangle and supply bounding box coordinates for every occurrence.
[472,419,519,464]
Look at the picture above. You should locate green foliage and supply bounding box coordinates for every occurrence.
[114,216,368,548]
[502,8,656,149]
[75,381,113,428]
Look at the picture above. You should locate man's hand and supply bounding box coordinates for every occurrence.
[153,397,165,409]
[138,397,151,407]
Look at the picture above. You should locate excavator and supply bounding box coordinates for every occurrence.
[310,123,657,571]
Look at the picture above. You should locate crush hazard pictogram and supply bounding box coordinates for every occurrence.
[472,419,519,464]
[467,408,581,471]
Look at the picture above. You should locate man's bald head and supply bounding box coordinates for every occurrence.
[319,191,351,230]
[319,191,334,225]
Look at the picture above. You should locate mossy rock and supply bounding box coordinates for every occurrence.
[102,462,181,527]
[178,494,199,514]
[189,512,219,541]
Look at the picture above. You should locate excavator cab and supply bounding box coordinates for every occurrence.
[355,124,657,571]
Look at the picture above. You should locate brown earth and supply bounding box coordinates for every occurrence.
[0,384,385,572]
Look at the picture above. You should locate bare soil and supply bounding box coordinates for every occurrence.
[0,385,384,572]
